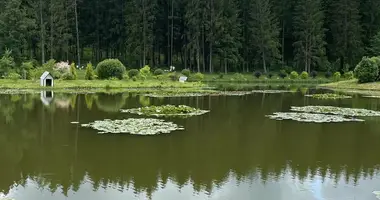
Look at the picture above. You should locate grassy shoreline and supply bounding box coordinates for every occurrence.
[319,79,380,91]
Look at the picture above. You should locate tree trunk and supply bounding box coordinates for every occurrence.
[202,29,205,73]
[224,58,227,74]
[40,0,45,63]
[142,0,146,67]
[74,0,80,67]
[196,40,200,72]
[170,0,174,67]
[262,52,267,73]
[282,20,285,66]
[50,1,53,59]
[209,43,212,73]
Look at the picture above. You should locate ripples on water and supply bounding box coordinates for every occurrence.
[1,90,380,200]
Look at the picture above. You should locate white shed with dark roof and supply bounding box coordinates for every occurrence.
[40,71,54,87]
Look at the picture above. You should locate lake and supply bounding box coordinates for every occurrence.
[1,89,380,200]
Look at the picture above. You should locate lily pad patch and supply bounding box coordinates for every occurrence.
[81,118,184,135]
[266,112,364,123]
[121,105,209,117]
[290,106,380,117]
[305,93,352,99]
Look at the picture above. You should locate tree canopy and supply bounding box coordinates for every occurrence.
[0,0,379,73]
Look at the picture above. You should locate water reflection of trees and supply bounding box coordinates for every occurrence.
[1,93,380,197]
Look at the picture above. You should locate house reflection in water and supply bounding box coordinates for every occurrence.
[40,91,54,106]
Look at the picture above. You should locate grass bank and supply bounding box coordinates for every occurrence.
[320,79,380,91]
[0,79,204,90]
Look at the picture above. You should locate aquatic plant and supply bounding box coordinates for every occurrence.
[266,112,364,123]
[81,118,184,135]
[290,106,380,117]
[305,93,352,99]
[373,191,380,200]
[252,90,294,94]
[121,105,209,117]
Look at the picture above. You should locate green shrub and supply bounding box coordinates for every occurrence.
[333,72,341,81]
[154,68,164,76]
[43,59,56,69]
[21,61,34,79]
[233,73,247,82]
[96,59,126,80]
[70,63,77,80]
[181,69,191,77]
[279,70,287,79]
[325,71,332,78]
[354,57,379,83]
[290,71,299,79]
[192,72,204,81]
[128,69,139,78]
[284,66,293,74]
[168,72,180,81]
[85,62,96,80]
[310,71,318,79]
[139,65,151,78]
[300,71,309,79]
[61,72,75,80]
[6,72,21,81]
[132,76,137,81]
[218,73,224,79]
[254,71,262,78]
[0,50,15,77]
[267,73,274,79]
[343,71,354,80]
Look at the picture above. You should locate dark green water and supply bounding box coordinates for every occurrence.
[1,91,380,200]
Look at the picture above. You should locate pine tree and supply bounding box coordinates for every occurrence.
[248,0,280,73]
[184,0,202,72]
[293,0,326,72]
[369,31,380,56]
[329,0,363,70]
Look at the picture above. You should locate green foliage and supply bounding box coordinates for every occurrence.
[61,72,75,80]
[192,72,204,82]
[20,61,34,79]
[310,71,318,78]
[333,72,341,81]
[154,68,164,76]
[70,63,77,80]
[139,65,151,78]
[168,72,180,81]
[354,57,379,83]
[369,30,380,56]
[343,71,354,80]
[325,71,332,78]
[232,73,247,82]
[267,73,274,79]
[5,72,21,81]
[128,69,139,78]
[300,71,309,79]
[181,69,191,77]
[96,59,126,80]
[0,50,15,77]
[85,62,96,80]
[254,71,262,78]
[279,70,287,79]
[290,71,299,79]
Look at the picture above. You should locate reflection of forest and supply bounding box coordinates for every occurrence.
[1,93,380,197]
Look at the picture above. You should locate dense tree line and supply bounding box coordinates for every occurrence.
[1,0,380,73]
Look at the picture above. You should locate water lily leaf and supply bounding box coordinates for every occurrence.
[252,90,294,94]
[82,118,184,135]
[121,105,209,117]
[266,112,364,123]
[291,106,380,117]
[305,93,352,99]
[373,191,380,199]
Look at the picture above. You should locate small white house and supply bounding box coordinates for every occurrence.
[179,76,188,83]
[40,71,54,87]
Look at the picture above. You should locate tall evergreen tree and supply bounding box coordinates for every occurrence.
[293,0,326,72]
[248,0,280,73]
[328,0,363,70]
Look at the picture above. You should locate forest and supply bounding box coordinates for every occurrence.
[0,0,380,74]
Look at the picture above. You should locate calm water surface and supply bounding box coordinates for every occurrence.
[1,90,380,200]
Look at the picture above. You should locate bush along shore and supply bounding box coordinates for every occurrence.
[0,52,355,91]
[320,56,380,91]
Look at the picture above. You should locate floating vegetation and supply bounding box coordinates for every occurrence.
[251,90,294,94]
[143,90,254,97]
[305,93,352,99]
[373,191,380,200]
[290,106,380,117]
[121,105,209,117]
[266,112,363,123]
[81,118,184,135]
[213,91,253,96]
[0,89,39,94]
[363,96,380,99]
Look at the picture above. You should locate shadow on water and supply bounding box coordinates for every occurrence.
[1,88,380,200]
